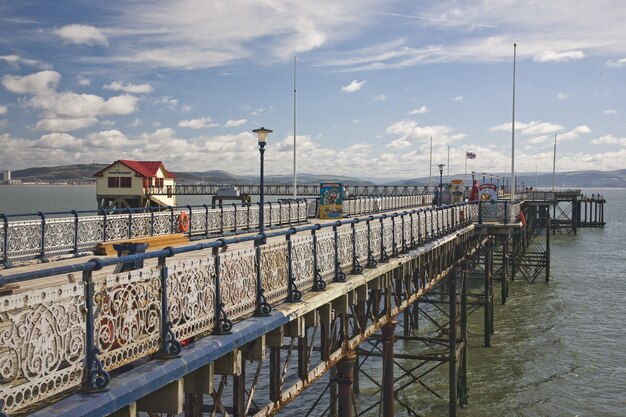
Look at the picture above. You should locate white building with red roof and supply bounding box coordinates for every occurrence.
[94,160,176,210]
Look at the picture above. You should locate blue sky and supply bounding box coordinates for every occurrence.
[1,0,626,180]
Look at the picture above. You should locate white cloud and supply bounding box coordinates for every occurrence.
[385,120,466,149]
[104,81,153,94]
[33,117,98,132]
[130,118,143,127]
[0,105,7,115]
[352,119,360,124]
[76,76,92,86]
[341,80,366,93]
[453,96,463,102]
[178,117,219,129]
[54,24,108,46]
[181,104,193,113]
[373,94,386,102]
[0,54,50,69]
[154,95,178,109]
[559,125,591,141]
[604,109,618,115]
[36,132,84,150]
[2,70,61,94]
[409,106,429,115]
[606,58,626,67]
[223,119,247,127]
[490,121,564,135]
[533,50,585,63]
[591,134,626,146]
[556,92,570,100]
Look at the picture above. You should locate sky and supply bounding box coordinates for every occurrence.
[1,0,626,181]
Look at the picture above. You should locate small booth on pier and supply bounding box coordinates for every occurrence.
[94,160,176,211]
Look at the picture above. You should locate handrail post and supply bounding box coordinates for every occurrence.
[127,208,132,239]
[504,201,509,224]
[148,206,155,236]
[312,227,327,290]
[233,203,238,232]
[71,210,80,256]
[186,205,193,237]
[351,220,363,274]
[333,222,346,282]
[169,206,175,234]
[254,237,272,316]
[203,204,209,237]
[81,267,110,392]
[157,249,182,358]
[287,230,302,302]
[102,209,108,242]
[379,216,389,263]
[213,248,232,334]
[219,203,224,235]
[1,214,12,268]
[37,211,48,263]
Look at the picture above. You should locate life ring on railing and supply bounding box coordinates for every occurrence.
[178,211,190,233]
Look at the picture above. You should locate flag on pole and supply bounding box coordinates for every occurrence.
[466,151,476,159]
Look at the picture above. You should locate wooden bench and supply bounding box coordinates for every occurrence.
[95,233,190,256]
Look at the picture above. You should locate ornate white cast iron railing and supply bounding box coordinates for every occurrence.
[0,195,435,268]
[0,202,494,415]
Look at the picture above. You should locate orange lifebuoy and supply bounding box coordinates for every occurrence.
[178,211,189,233]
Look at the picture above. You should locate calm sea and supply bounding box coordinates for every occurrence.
[1,185,623,416]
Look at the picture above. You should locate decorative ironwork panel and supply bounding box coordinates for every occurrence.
[337,228,352,269]
[292,235,314,290]
[248,206,260,230]
[220,248,257,322]
[270,204,281,226]
[94,266,162,371]
[370,221,382,258]
[43,218,75,255]
[77,216,103,250]
[152,211,172,235]
[261,242,289,305]
[168,256,216,341]
[393,218,403,248]
[382,222,393,252]
[207,209,222,233]
[130,213,151,238]
[189,207,207,235]
[0,227,4,255]
[6,221,42,258]
[354,224,369,263]
[0,282,85,414]
[480,202,500,222]
[105,214,131,241]
[236,206,249,229]
[222,207,236,231]
[315,231,335,279]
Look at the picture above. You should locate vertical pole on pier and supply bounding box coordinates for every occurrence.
[269,346,281,402]
[336,351,356,417]
[484,245,491,347]
[511,235,517,280]
[449,268,458,417]
[546,212,551,283]
[233,362,246,417]
[330,366,338,417]
[502,238,509,303]
[382,319,397,417]
[459,265,468,407]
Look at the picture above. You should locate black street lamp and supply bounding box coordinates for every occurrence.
[252,127,272,317]
[253,127,272,239]
[482,172,486,183]
[438,163,445,206]
[471,171,475,184]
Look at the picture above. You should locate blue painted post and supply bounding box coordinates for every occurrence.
[366,217,377,268]
[254,241,271,316]
[102,209,108,242]
[81,267,110,392]
[287,230,302,302]
[379,215,389,263]
[391,214,398,257]
[127,208,132,238]
[148,206,155,236]
[417,210,422,245]
[351,220,362,274]
[71,210,80,256]
[333,222,346,282]
[157,249,182,358]
[409,211,415,249]
[37,212,48,263]
[219,203,224,235]
[169,206,175,234]
[257,202,262,232]
[1,214,12,268]
[186,205,193,237]
[311,227,326,290]
[213,249,232,334]
[430,208,435,241]
[268,202,273,229]
[233,203,238,232]
[203,204,209,237]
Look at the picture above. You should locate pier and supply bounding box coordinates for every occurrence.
[0,191,606,417]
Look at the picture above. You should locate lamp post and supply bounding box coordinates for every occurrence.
[438,164,445,206]
[252,127,272,317]
[496,176,500,197]
[253,127,272,238]
[482,172,486,183]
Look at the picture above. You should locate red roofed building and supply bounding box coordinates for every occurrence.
[94,160,176,210]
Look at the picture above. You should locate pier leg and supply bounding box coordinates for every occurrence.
[449,269,458,417]
[336,351,356,417]
[501,238,508,304]
[269,346,281,402]
[382,320,397,417]
[233,362,246,417]
[459,265,468,407]
[484,246,491,348]
[330,366,338,417]
[546,212,551,283]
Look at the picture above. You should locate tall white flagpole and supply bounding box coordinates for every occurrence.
[447,145,450,182]
[429,137,433,188]
[464,148,467,186]
[293,56,297,198]
[552,133,557,191]
[511,43,517,202]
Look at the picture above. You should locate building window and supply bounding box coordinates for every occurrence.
[156,178,164,187]
[108,177,119,188]
[120,177,132,188]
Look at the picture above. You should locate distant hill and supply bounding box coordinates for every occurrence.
[3,163,626,188]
